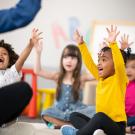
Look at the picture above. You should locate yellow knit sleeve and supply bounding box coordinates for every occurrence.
[109,42,128,89]
[78,42,99,80]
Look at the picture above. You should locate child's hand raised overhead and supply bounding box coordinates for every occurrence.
[105,25,120,44]
[74,30,84,45]
[15,28,43,72]
[119,34,134,50]
[30,28,43,46]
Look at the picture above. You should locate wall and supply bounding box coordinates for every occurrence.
[0,0,135,87]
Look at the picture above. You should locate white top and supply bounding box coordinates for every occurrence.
[0,65,22,88]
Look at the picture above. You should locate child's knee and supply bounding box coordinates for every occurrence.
[94,112,108,122]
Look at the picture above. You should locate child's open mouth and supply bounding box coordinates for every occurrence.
[66,65,72,68]
[98,68,103,74]
[0,58,4,63]
[127,74,132,78]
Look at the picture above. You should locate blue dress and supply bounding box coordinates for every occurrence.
[41,83,95,121]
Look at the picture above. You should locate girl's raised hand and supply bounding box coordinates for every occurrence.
[73,30,84,44]
[105,25,120,44]
[30,28,43,46]
[119,34,134,50]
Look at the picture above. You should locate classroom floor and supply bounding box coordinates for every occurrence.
[18,115,43,123]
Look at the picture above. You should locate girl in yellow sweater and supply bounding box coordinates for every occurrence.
[61,25,128,135]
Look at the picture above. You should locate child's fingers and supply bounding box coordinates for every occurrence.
[121,36,124,42]
[75,30,80,38]
[106,27,110,34]
[36,32,43,37]
[38,37,43,40]
[32,28,38,34]
[126,34,129,41]
[119,40,122,45]
[111,25,113,32]
[114,26,117,33]
[123,34,126,40]
[116,31,120,37]
[129,42,134,46]
[76,29,79,35]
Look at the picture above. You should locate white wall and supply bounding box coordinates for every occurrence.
[0,0,135,87]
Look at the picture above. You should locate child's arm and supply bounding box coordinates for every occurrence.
[80,73,95,83]
[33,40,59,81]
[15,28,42,73]
[74,30,99,80]
[0,0,41,33]
[105,25,128,85]
[119,34,134,50]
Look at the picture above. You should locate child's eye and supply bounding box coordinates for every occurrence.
[63,55,68,58]
[102,59,106,62]
[3,53,8,55]
[132,66,135,69]
[71,57,77,60]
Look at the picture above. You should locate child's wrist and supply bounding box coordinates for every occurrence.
[78,41,84,45]
[29,39,34,45]
[108,41,116,44]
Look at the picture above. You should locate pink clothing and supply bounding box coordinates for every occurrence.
[125,81,135,117]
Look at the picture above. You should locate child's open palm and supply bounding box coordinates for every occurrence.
[105,25,120,44]
[74,30,84,44]
[119,34,134,50]
[31,28,42,46]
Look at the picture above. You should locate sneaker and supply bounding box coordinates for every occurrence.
[93,129,106,135]
[60,125,77,135]
[126,126,135,134]
[47,122,54,129]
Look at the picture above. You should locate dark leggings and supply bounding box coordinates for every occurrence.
[127,116,135,126]
[0,81,32,125]
[70,112,126,135]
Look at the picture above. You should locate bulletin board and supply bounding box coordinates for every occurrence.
[90,21,135,63]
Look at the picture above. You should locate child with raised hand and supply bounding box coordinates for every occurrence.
[0,28,42,87]
[34,40,95,128]
[120,34,135,134]
[61,25,128,135]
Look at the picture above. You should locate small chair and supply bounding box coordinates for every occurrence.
[37,88,56,114]
[21,68,37,118]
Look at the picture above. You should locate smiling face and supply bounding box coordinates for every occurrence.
[0,47,9,70]
[97,47,115,79]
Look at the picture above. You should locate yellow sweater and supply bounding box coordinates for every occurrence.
[79,42,128,122]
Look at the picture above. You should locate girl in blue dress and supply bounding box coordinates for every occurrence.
[34,40,95,128]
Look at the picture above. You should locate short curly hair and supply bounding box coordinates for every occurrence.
[100,46,127,64]
[0,40,19,68]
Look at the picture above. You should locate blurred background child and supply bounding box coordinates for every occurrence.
[120,34,135,134]
[34,40,95,128]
